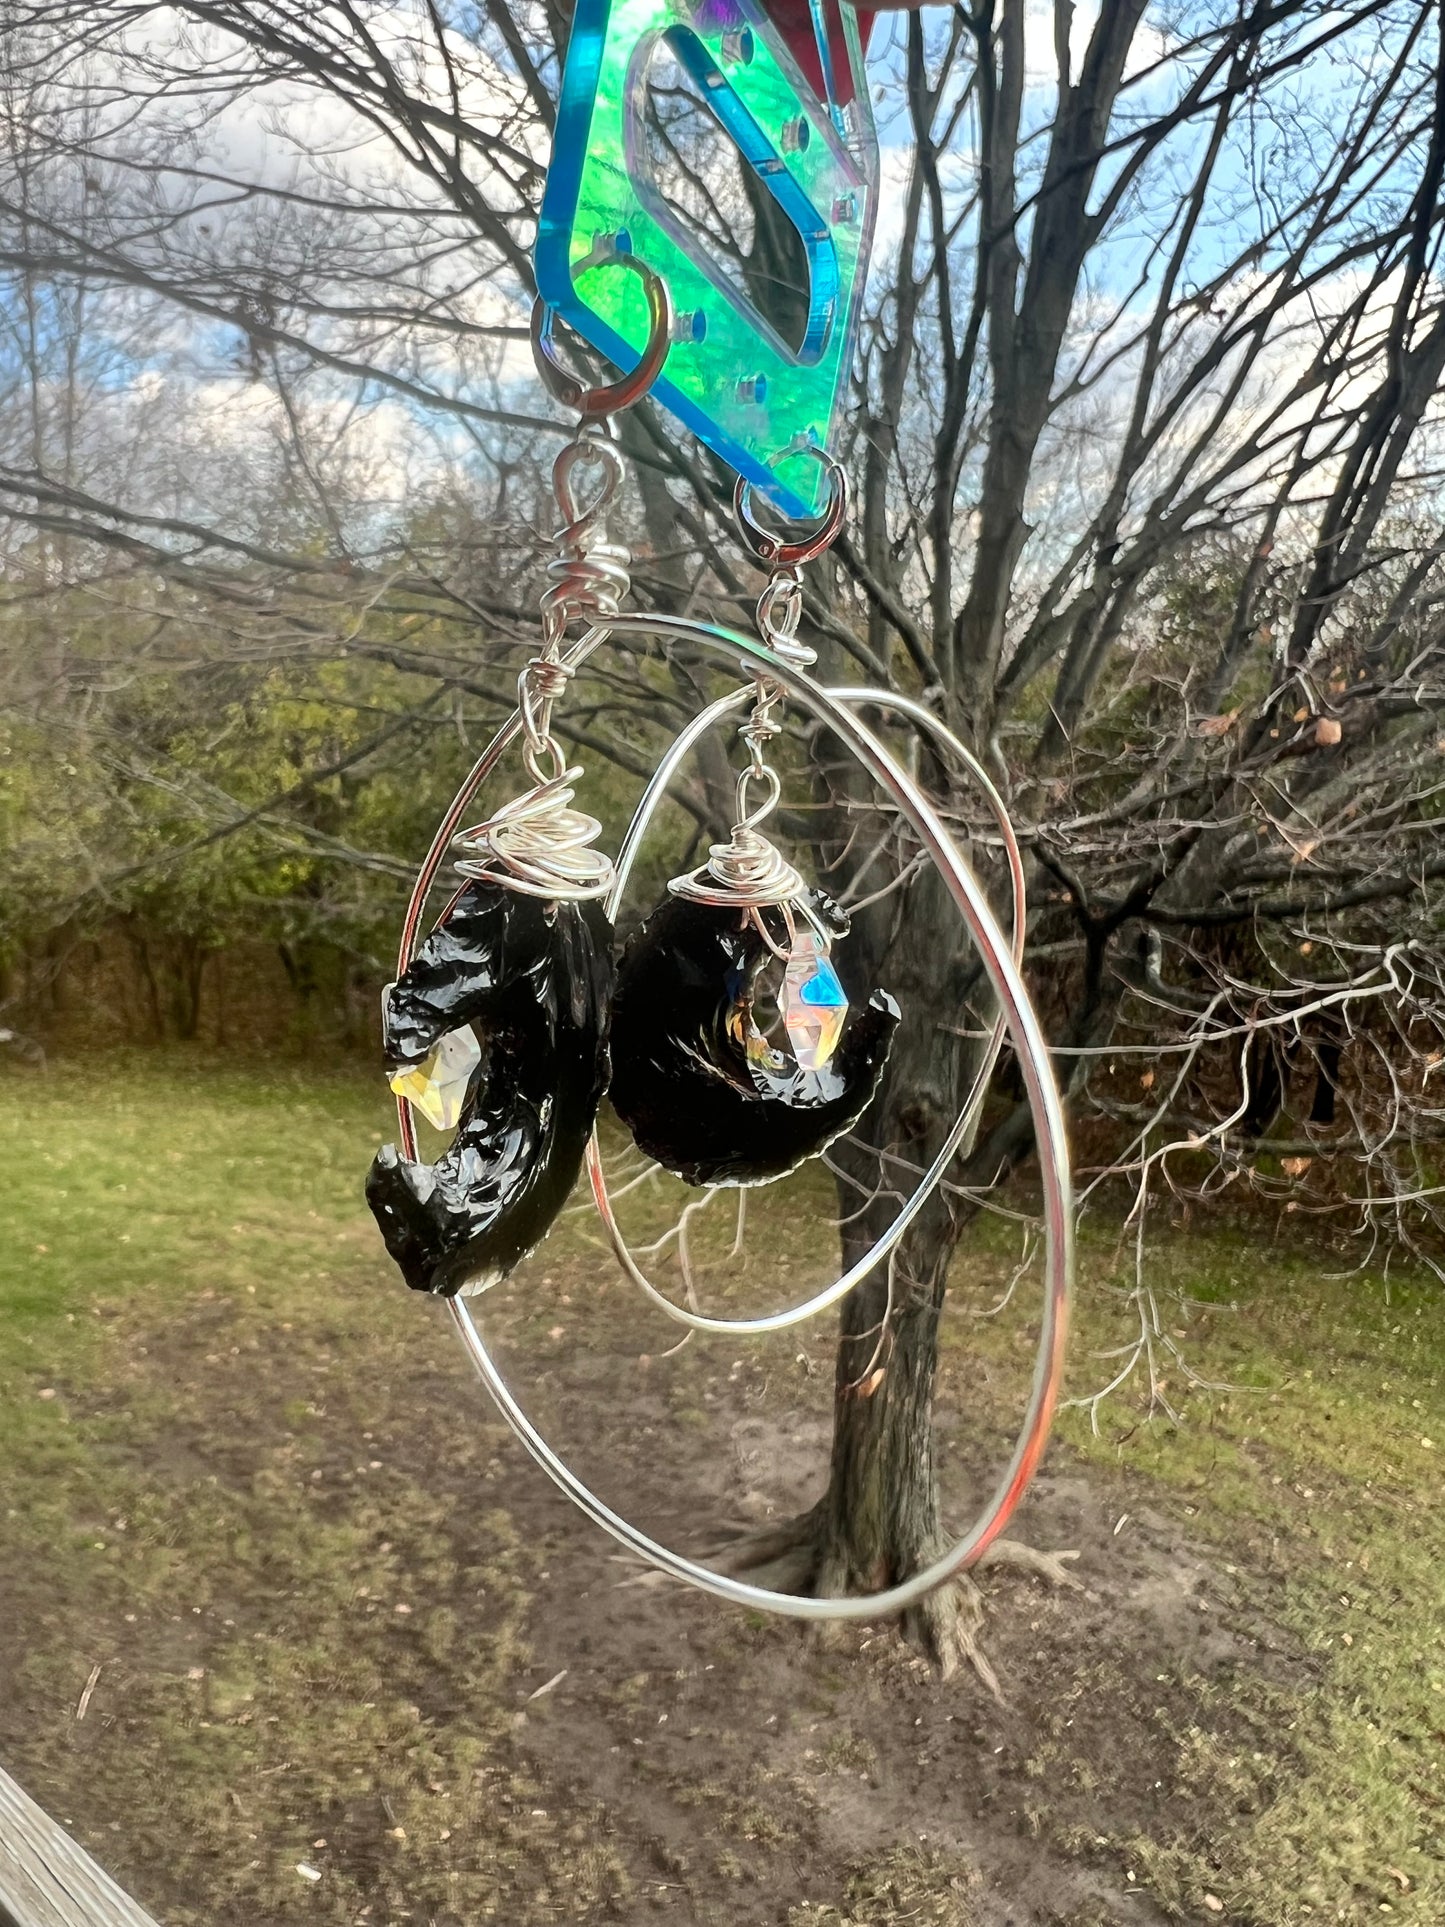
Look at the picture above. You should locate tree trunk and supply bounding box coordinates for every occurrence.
[818,856,980,1664]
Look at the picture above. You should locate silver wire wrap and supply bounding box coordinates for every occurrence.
[450,433,632,902]
[668,470,844,910]
[538,432,633,644]
[450,264,672,903]
[669,672,806,909]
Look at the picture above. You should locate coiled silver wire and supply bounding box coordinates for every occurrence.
[538,433,632,641]
[443,263,672,906]
[668,747,805,909]
[669,577,813,909]
[453,762,611,900]
[449,435,630,903]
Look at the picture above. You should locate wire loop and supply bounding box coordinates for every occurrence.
[539,434,632,645]
[755,569,811,664]
[670,669,805,907]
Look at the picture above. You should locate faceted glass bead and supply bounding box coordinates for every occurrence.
[388,1024,482,1131]
[782,932,849,1072]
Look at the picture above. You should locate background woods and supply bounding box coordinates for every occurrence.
[4,0,1445,1655]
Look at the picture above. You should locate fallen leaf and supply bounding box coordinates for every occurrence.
[1314,717,1342,745]
[1281,1156,1312,1177]
[1140,1071,1155,1090]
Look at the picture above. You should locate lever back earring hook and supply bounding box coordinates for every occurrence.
[734,446,848,567]
[531,255,673,419]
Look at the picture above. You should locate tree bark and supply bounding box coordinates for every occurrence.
[817,853,981,1663]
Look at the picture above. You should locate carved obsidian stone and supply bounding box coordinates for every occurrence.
[367,881,614,1296]
[607,888,898,1187]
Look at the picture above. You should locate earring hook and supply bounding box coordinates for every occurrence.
[734,447,849,566]
[530,256,673,419]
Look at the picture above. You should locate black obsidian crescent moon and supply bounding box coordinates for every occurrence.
[607,888,898,1187]
[366,881,613,1296]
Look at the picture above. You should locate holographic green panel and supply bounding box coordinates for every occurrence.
[536,0,877,517]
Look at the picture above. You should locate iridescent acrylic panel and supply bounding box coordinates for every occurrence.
[536,0,878,516]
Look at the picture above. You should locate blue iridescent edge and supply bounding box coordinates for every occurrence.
[534,0,820,520]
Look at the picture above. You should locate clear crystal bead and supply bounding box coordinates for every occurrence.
[388,1024,482,1130]
[782,931,848,1072]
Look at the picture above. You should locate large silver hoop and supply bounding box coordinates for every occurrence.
[447,614,1072,1616]
[583,683,1028,1336]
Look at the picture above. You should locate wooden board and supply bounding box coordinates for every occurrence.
[0,1766,162,1927]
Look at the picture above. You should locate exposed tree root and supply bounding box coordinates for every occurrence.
[707,1505,824,1595]
[904,1573,995,1692]
[975,1538,1084,1591]
[629,1508,1086,1693]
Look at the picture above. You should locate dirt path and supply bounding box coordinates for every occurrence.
[2,1251,1314,1926]
[498,1349,1304,1927]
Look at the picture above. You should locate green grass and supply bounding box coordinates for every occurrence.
[0,1056,630,1924]
[1046,1228,1444,1923]
[1,1054,1442,1925]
